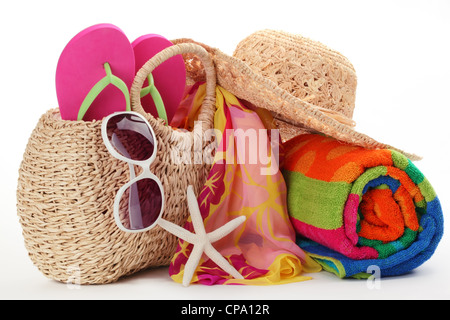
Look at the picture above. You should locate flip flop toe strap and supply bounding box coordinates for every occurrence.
[140,73,168,124]
[77,62,131,121]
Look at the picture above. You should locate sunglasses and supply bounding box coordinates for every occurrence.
[101,111,167,233]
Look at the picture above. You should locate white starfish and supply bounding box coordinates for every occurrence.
[158,185,246,286]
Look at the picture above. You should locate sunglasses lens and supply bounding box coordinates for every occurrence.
[106,113,155,161]
[118,178,163,231]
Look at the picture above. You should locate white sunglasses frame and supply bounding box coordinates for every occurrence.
[101,111,165,233]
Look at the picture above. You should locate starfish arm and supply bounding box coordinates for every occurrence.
[158,218,197,244]
[182,242,205,287]
[204,243,244,280]
[187,185,207,236]
[208,216,246,243]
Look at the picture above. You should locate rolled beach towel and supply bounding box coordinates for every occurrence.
[282,134,444,278]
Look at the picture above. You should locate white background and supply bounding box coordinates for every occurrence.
[1,0,449,300]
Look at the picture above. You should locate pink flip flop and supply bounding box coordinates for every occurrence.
[56,24,135,121]
[132,34,186,124]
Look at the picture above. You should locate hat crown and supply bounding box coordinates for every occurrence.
[233,30,357,120]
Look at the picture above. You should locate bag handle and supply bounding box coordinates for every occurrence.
[130,42,216,133]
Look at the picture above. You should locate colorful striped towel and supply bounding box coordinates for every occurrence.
[282,134,444,278]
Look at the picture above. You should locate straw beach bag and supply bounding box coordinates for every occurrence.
[16,43,216,284]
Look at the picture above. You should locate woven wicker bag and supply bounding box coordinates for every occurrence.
[16,43,216,284]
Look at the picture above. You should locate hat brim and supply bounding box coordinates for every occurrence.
[172,38,420,161]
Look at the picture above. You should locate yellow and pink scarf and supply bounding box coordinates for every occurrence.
[169,84,320,285]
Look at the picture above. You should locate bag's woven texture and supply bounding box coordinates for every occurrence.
[16,43,216,284]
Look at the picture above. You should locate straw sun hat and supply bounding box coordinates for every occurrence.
[173,30,419,161]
